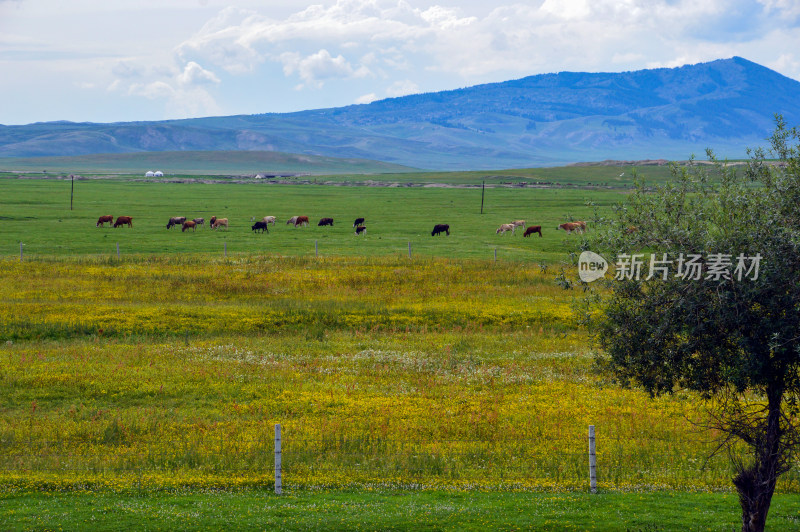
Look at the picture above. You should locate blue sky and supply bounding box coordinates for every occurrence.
[1,0,799,125]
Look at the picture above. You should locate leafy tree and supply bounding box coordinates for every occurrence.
[590,116,800,532]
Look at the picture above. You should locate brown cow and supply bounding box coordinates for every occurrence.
[113,216,133,228]
[181,220,197,232]
[523,225,543,237]
[318,217,334,226]
[96,215,114,227]
[209,216,217,229]
[294,215,309,227]
[557,222,583,234]
[212,218,228,230]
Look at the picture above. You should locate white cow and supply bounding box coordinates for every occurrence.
[262,216,276,225]
[496,223,515,235]
[286,216,299,226]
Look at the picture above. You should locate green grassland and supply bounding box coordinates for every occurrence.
[0,178,613,262]
[3,173,797,531]
[3,490,800,531]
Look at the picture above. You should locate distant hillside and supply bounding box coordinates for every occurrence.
[2,57,799,170]
[0,150,416,175]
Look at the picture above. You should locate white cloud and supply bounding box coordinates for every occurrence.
[128,81,175,100]
[355,92,377,104]
[280,49,371,88]
[178,0,768,86]
[4,0,800,124]
[108,58,221,118]
[178,61,220,86]
[419,5,477,29]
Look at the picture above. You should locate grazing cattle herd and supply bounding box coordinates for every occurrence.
[95,213,589,240]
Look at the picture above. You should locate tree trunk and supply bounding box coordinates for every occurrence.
[734,387,784,532]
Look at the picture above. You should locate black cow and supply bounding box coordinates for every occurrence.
[431,224,450,236]
[355,226,367,235]
[166,216,186,229]
[251,221,269,233]
[353,217,365,228]
[318,217,334,227]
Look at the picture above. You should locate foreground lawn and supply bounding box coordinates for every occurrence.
[2,489,799,531]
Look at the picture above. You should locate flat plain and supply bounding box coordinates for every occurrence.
[0,177,608,261]
[1,173,798,531]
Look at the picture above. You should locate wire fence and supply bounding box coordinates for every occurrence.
[3,426,797,492]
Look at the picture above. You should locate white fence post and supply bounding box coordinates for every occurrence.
[116,242,120,258]
[589,425,597,494]
[275,423,282,495]
[494,248,497,264]
[224,241,227,258]
[315,240,318,257]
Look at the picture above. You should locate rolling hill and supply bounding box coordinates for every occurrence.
[2,57,799,170]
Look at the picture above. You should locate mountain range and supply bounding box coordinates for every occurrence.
[2,57,799,170]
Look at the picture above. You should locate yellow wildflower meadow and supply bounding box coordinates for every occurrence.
[0,256,797,493]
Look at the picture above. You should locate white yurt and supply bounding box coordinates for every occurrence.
[145,170,155,177]
[154,171,164,177]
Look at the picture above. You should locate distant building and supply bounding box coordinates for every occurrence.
[145,170,155,177]
[154,171,164,177]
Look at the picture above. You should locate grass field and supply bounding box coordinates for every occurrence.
[2,174,798,530]
[3,490,800,531]
[0,178,611,262]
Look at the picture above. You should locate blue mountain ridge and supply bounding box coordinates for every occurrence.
[2,57,798,169]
